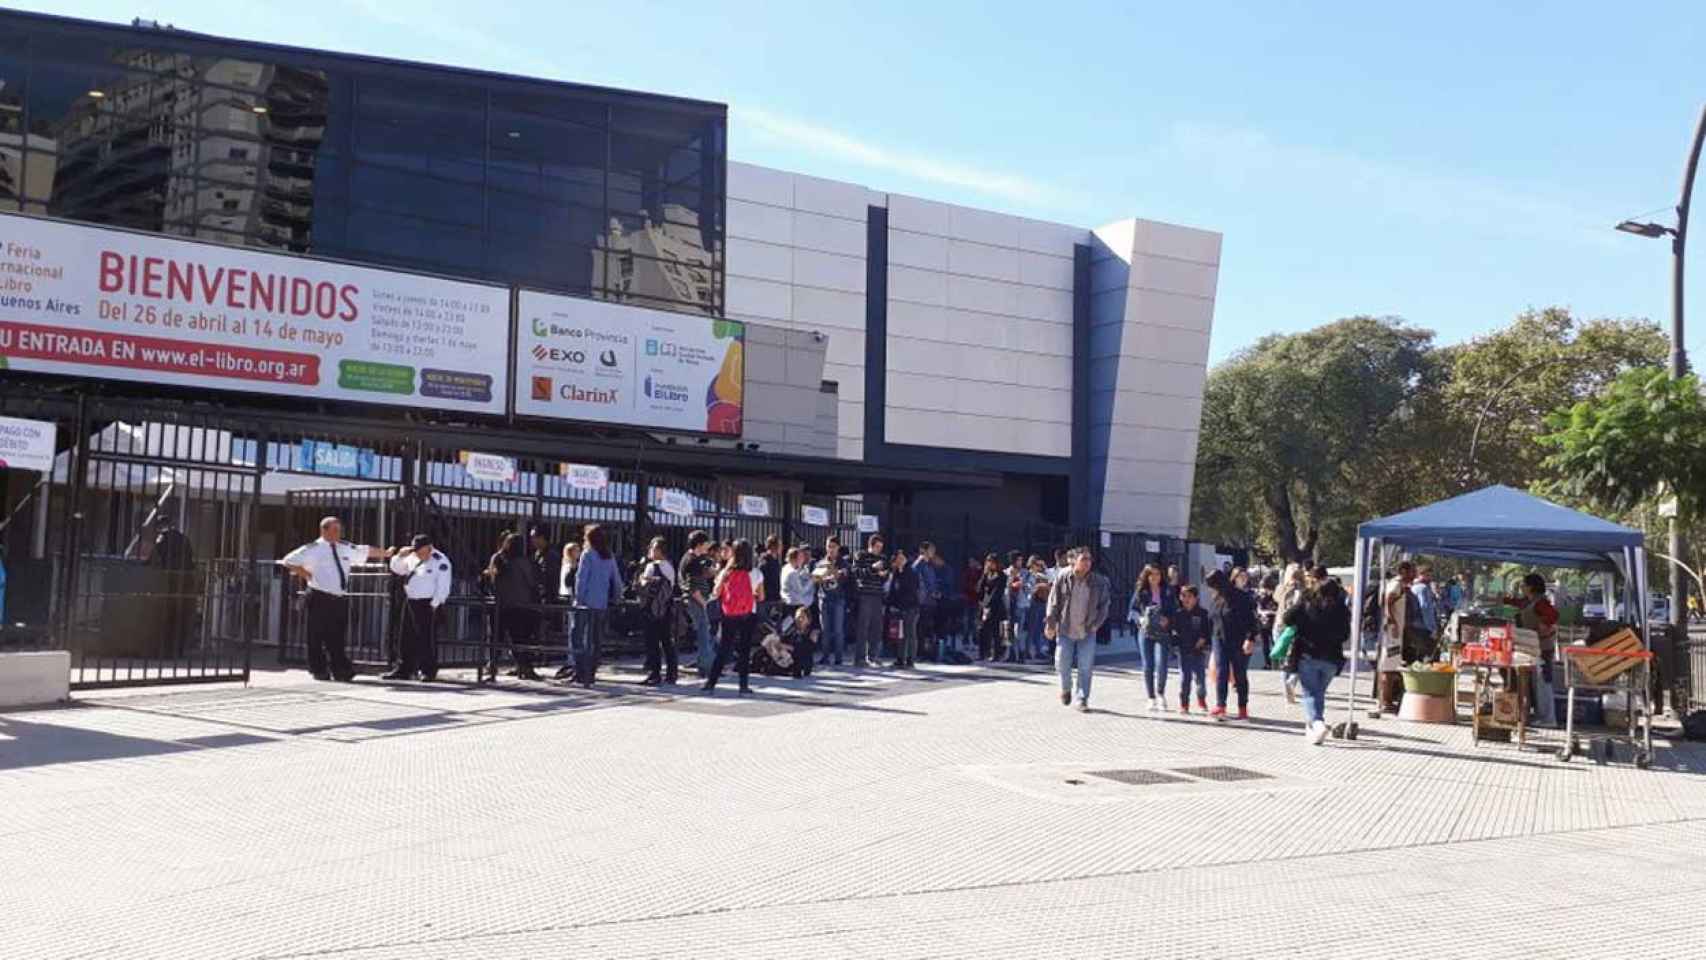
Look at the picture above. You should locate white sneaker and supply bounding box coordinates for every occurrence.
[1147,698,1159,713]
[1309,720,1329,745]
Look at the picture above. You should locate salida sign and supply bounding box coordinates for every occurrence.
[514,289,744,436]
[0,214,510,414]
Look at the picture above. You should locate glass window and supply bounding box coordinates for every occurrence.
[345,205,482,275]
[353,75,483,184]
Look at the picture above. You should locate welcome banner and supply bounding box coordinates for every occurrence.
[0,213,509,414]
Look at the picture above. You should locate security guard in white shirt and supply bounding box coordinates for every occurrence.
[279,517,382,681]
[385,534,453,681]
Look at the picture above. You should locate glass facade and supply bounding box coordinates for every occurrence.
[0,11,726,316]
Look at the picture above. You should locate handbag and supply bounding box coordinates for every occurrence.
[1269,624,1297,663]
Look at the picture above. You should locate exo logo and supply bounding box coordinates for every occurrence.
[533,345,586,364]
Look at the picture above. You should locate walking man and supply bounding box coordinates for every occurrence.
[680,530,717,676]
[384,534,452,681]
[1043,547,1110,712]
[280,517,382,681]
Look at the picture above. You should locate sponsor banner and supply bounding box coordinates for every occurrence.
[0,415,55,472]
[800,505,830,527]
[461,451,517,484]
[0,213,509,413]
[298,440,379,479]
[737,495,770,518]
[559,462,610,491]
[514,289,744,436]
[1145,540,1161,553]
[857,514,880,534]
[656,488,694,517]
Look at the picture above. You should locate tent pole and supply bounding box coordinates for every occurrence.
[1345,536,1368,729]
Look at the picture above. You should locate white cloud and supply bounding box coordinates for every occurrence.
[1150,122,1622,250]
[736,104,1082,212]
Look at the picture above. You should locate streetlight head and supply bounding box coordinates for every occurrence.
[1616,219,1671,238]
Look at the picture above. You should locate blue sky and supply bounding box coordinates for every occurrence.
[27,1,1706,365]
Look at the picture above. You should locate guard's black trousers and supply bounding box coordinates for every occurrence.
[305,589,353,680]
[400,598,438,679]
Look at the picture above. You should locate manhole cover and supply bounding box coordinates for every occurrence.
[1088,769,1191,786]
[1170,765,1272,782]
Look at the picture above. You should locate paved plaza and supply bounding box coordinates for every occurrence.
[4,654,1705,959]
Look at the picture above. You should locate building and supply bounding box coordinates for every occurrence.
[0,8,1218,540]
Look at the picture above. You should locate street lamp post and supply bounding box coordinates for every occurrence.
[1615,103,1706,631]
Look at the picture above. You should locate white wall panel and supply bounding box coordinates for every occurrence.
[1020,218,1088,255]
[793,211,867,258]
[725,275,790,321]
[792,174,876,221]
[889,264,949,306]
[791,286,865,332]
[727,198,793,245]
[1019,251,1075,290]
[888,229,949,271]
[727,237,791,284]
[1124,287,1217,334]
[1127,254,1221,300]
[1136,218,1222,265]
[728,161,794,207]
[947,239,1021,282]
[888,194,954,236]
[792,248,866,295]
[950,204,1024,247]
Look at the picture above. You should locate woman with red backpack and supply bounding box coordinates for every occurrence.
[702,538,766,696]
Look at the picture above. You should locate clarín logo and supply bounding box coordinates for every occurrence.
[643,375,690,403]
[530,376,552,401]
[560,383,619,405]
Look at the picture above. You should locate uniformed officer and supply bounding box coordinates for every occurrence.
[279,517,381,681]
[384,534,452,681]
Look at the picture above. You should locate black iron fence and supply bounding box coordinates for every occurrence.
[1679,625,1706,715]
[1,385,1187,688]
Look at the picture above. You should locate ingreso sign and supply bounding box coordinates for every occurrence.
[0,214,509,414]
[514,289,744,437]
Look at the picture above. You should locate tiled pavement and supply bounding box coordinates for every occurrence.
[3,657,1704,959]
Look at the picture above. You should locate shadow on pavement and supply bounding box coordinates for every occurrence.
[0,713,277,771]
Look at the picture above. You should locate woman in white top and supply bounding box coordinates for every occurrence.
[779,546,819,678]
[558,542,582,598]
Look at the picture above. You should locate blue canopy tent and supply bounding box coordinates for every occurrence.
[1345,485,1648,727]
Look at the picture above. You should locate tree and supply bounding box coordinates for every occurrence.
[1191,317,1434,564]
[1538,368,1706,517]
[1446,308,1667,490]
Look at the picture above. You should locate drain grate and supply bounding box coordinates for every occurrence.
[1088,769,1192,786]
[1170,765,1272,782]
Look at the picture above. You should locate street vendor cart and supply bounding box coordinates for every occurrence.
[1558,628,1655,768]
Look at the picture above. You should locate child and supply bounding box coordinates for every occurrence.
[1174,585,1212,715]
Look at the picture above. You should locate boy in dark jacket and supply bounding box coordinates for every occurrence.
[1173,585,1212,715]
[885,549,922,668]
[1206,569,1257,720]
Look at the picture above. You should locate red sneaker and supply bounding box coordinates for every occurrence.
[1209,706,1227,721]
[1236,707,1250,721]
[1179,703,1191,715]
[1196,697,1208,712]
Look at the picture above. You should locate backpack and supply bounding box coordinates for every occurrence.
[636,564,673,620]
[1684,710,1706,742]
[722,568,756,617]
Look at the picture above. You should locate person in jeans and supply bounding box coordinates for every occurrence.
[911,541,941,660]
[679,530,717,677]
[1024,555,1050,661]
[851,535,888,667]
[1205,569,1257,720]
[814,537,850,666]
[1043,547,1110,712]
[959,556,983,649]
[1284,577,1349,745]
[975,554,1007,661]
[779,546,818,678]
[885,547,922,668]
[1131,563,1177,712]
[759,535,784,611]
[568,524,624,687]
[1005,552,1033,663]
[703,539,765,696]
[1173,585,1212,715]
[636,536,678,686]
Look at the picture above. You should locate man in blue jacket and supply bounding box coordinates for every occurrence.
[911,541,942,660]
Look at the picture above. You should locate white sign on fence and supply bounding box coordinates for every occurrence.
[0,416,55,473]
[1145,540,1161,553]
[737,495,771,517]
[857,514,880,534]
[0,212,509,413]
[656,488,694,517]
[1100,531,1111,548]
[800,505,830,527]
[462,451,517,483]
[560,462,609,491]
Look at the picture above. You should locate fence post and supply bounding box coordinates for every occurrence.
[782,491,795,549]
[57,392,90,652]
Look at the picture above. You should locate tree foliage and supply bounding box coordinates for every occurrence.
[1191,308,1668,565]
[1539,367,1706,517]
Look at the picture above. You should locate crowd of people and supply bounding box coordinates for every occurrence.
[280,515,1359,741]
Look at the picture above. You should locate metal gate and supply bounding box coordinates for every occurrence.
[58,399,262,689]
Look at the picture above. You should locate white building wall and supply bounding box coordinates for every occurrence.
[1088,219,1220,536]
[725,162,881,460]
[884,195,1083,457]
